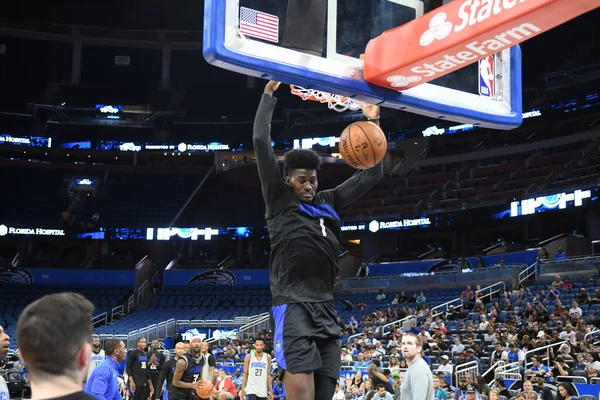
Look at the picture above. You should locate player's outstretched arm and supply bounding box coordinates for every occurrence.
[328,104,384,209]
[253,81,284,209]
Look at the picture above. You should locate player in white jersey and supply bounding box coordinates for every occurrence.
[198,341,216,400]
[240,338,272,400]
[0,325,10,400]
[87,335,106,381]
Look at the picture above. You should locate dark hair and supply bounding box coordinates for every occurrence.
[376,384,386,390]
[558,383,576,397]
[17,292,94,377]
[283,149,322,177]
[137,337,146,343]
[254,337,265,344]
[105,339,123,356]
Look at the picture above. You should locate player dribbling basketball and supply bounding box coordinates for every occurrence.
[253,81,383,400]
[171,336,205,400]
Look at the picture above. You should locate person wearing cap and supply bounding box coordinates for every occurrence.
[400,333,434,400]
[548,355,571,379]
[462,386,479,400]
[437,355,453,375]
[464,349,482,374]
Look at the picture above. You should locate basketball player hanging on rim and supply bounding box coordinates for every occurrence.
[239,338,272,400]
[171,336,205,400]
[253,80,383,400]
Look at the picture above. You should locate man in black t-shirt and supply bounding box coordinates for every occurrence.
[254,81,383,400]
[155,342,185,400]
[126,337,154,400]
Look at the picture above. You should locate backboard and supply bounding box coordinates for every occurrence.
[202,0,591,129]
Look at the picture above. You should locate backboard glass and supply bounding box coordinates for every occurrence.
[203,0,523,129]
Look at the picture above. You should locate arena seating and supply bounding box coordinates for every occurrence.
[80,171,206,228]
[0,286,130,341]
[340,140,600,219]
[0,166,69,227]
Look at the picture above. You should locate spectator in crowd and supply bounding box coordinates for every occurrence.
[373,384,394,400]
[548,355,570,379]
[494,379,510,399]
[555,383,576,400]
[273,377,286,399]
[525,356,550,379]
[437,355,453,375]
[333,382,345,400]
[357,262,370,277]
[214,369,237,400]
[433,377,449,400]
[230,368,243,392]
[533,376,554,400]
[554,248,568,261]
[17,293,98,400]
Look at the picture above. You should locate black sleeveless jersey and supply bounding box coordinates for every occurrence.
[169,352,204,398]
[253,93,383,305]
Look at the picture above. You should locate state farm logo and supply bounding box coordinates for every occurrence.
[420,13,453,46]
[419,0,531,47]
[386,75,422,88]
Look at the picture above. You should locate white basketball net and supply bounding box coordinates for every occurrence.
[290,85,367,113]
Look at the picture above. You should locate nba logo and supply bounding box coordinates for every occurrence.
[479,56,495,98]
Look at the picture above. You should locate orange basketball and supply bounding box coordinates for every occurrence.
[195,380,214,398]
[339,121,387,169]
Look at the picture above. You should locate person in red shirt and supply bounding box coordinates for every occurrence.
[214,369,237,400]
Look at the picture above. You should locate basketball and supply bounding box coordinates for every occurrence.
[339,121,387,169]
[195,380,214,398]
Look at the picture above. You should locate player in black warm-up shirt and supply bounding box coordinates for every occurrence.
[148,339,167,396]
[155,342,185,400]
[253,81,384,400]
[126,337,154,400]
[171,336,205,400]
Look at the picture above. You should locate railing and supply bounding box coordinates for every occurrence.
[92,312,108,327]
[380,315,417,338]
[111,305,124,322]
[125,319,175,350]
[454,360,479,383]
[431,298,463,318]
[475,281,505,304]
[584,328,600,344]
[494,361,522,381]
[483,241,505,255]
[539,233,566,247]
[519,262,538,285]
[137,279,150,305]
[482,360,506,380]
[127,294,135,313]
[217,255,232,268]
[524,340,567,368]
[201,312,271,345]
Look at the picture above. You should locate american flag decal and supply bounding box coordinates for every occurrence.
[239,7,279,43]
